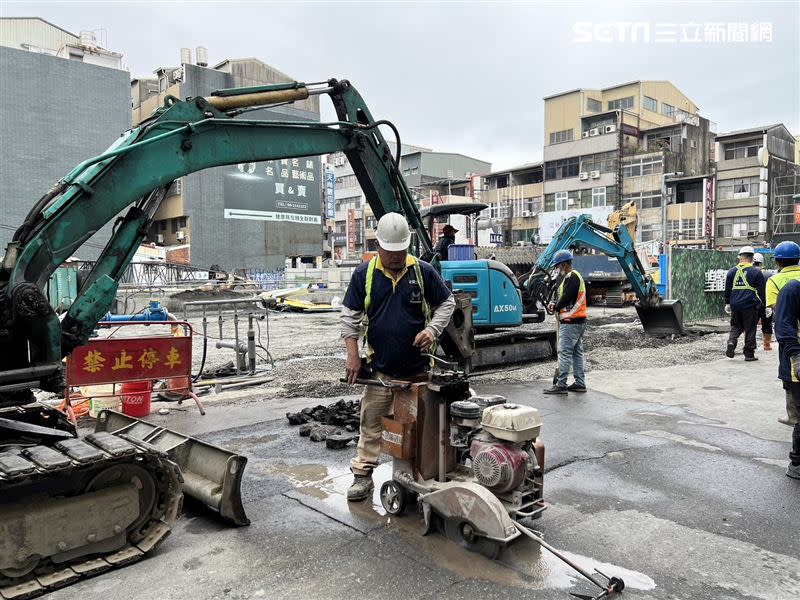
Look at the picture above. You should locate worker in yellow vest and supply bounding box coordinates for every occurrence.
[724,246,766,361]
[544,250,588,395]
[766,241,800,426]
[340,212,456,501]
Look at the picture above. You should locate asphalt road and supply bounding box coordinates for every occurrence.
[49,352,800,600]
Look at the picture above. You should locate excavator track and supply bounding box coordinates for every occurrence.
[0,431,183,599]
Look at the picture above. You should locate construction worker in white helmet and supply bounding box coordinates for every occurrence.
[724,245,766,361]
[339,212,456,501]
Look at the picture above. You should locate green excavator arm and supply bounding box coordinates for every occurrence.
[0,79,442,397]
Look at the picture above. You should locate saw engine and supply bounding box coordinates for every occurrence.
[449,398,544,497]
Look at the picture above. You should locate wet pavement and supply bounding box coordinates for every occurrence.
[49,354,800,600]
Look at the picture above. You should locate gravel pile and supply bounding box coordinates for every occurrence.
[116,291,729,399]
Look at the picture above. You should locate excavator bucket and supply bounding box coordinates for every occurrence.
[95,410,250,526]
[635,299,685,336]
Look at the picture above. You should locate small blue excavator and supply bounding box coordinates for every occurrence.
[419,202,684,337]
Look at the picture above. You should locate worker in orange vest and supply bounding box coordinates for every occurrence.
[544,250,587,395]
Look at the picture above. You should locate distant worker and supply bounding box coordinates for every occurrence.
[544,250,587,395]
[771,277,800,479]
[752,253,774,352]
[724,246,766,361]
[340,212,456,500]
[765,241,800,426]
[433,224,458,260]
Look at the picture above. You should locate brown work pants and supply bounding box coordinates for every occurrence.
[351,371,421,476]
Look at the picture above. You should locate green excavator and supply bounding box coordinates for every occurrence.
[0,79,477,598]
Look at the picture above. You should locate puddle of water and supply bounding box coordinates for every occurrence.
[259,462,330,485]
[280,462,656,593]
[224,434,279,451]
[755,457,787,468]
[639,430,722,452]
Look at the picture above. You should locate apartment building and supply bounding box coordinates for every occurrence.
[541,81,714,246]
[480,163,544,246]
[328,148,490,260]
[714,124,799,246]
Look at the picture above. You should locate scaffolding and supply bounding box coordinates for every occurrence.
[771,173,800,238]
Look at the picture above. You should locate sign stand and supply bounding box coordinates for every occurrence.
[65,320,205,424]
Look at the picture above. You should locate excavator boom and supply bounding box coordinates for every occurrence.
[527,213,684,336]
[0,78,475,597]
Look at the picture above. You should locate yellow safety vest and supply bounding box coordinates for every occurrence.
[765,265,800,308]
[363,256,432,361]
[732,263,761,303]
[557,270,587,321]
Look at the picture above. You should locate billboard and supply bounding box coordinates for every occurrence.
[539,206,614,244]
[223,157,322,224]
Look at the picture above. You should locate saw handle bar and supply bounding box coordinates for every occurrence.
[338,377,411,390]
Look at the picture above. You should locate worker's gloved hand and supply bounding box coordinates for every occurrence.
[345,351,361,385]
[724,304,732,315]
[413,329,435,350]
[791,354,800,381]
[765,307,773,319]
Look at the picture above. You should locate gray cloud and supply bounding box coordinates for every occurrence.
[5,0,798,170]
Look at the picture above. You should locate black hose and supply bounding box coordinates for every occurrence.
[192,333,208,383]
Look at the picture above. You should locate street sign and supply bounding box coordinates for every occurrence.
[325,169,336,219]
[68,335,192,386]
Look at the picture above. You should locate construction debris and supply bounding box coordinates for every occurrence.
[286,399,361,449]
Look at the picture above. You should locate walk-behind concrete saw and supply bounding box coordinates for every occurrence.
[365,365,626,599]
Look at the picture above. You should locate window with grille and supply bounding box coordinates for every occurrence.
[549,129,574,144]
[723,140,761,160]
[592,187,606,207]
[608,96,634,110]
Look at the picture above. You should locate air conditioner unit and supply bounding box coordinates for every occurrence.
[746,230,757,237]
[176,231,185,241]
[589,128,600,136]
[690,139,697,149]
[604,124,616,133]
[521,210,532,217]
[579,172,589,180]
[590,170,600,179]
[666,187,673,195]
[157,234,164,244]
[171,68,184,82]
[582,131,590,138]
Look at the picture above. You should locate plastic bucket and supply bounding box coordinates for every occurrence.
[120,380,153,417]
[81,384,120,418]
[446,244,476,261]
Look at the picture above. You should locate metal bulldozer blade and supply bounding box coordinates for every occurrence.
[635,299,685,337]
[95,410,250,526]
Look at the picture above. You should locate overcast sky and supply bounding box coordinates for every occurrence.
[4,0,799,170]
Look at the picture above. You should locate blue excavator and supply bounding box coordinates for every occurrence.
[420,202,684,337]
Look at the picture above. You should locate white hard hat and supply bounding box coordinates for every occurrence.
[738,245,755,256]
[753,252,764,263]
[376,212,411,251]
